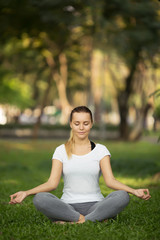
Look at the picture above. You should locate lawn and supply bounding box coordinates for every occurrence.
[0,139,160,240]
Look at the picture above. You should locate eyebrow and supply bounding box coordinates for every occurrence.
[73,121,90,123]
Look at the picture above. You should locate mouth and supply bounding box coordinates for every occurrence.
[78,132,85,134]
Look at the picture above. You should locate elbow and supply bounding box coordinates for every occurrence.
[106,182,112,188]
[105,177,116,188]
[46,180,59,191]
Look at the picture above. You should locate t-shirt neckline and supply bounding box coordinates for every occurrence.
[67,143,98,158]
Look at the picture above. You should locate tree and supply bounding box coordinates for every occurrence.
[0,0,81,123]
[103,0,160,139]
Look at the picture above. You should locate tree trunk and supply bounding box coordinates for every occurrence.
[43,50,72,124]
[129,103,152,140]
[41,30,73,123]
[118,49,140,139]
[117,91,130,139]
[32,74,52,139]
[90,50,103,123]
[54,53,72,124]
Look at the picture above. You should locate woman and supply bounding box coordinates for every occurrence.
[9,106,151,224]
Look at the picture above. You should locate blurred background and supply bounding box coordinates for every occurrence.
[0,0,160,140]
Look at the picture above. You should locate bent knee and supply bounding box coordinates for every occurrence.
[33,192,49,207]
[118,190,130,205]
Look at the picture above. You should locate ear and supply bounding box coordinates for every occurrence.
[70,122,72,128]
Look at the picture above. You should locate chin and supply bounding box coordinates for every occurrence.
[78,134,88,139]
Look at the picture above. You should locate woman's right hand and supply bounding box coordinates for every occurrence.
[9,191,27,204]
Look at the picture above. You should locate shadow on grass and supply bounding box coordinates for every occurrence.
[111,157,159,178]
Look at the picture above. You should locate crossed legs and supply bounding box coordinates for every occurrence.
[33,192,80,222]
[33,190,130,223]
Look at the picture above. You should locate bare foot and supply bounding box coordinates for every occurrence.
[54,221,75,224]
[54,221,66,224]
[53,214,85,224]
[76,214,85,224]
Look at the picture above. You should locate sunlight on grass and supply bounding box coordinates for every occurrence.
[99,176,160,195]
[116,176,159,187]
[2,142,36,151]
[2,179,20,185]
[0,139,62,152]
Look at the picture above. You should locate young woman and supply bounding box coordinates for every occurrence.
[9,106,151,224]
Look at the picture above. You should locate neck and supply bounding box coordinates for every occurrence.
[74,137,90,145]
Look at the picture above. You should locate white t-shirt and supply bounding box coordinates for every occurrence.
[52,143,111,203]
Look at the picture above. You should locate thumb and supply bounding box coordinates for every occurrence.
[10,192,18,200]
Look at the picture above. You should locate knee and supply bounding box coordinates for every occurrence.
[33,192,49,208]
[118,190,130,206]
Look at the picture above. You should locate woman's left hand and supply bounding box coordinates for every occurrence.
[133,189,151,200]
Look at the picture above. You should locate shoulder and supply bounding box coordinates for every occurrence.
[96,143,109,150]
[95,143,111,157]
[52,144,66,160]
[55,144,65,152]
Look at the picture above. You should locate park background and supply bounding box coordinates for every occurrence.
[0,0,160,239]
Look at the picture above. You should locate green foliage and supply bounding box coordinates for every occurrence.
[152,89,160,119]
[0,75,34,109]
[0,139,160,240]
[0,0,160,134]
[103,0,160,62]
[155,104,160,119]
[149,89,160,119]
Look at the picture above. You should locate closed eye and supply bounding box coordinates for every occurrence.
[73,121,90,126]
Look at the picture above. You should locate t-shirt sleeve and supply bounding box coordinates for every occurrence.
[52,146,63,163]
[98,144,111,162]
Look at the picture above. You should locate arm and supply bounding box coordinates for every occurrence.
[9,159,63,204]
[100,156,151,200]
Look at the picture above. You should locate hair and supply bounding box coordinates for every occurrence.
[65,106,93,158]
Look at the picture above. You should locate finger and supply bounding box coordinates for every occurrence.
[9,201,16,204]
[10,193,18,197]
[10,193,18,200]
[15,196,23,203]
[139,192,148,199]
[10,195,14,201]
[145,197,150,200]
[144,192,150,198]
[12,198,18,203]
[144,194,151,200]
[138,192,144,198]
[144,189,150,195]
[143,195,148,200]
[141,195,147,200]
[145,197,150,201]
[141,189,149,196]
[9,200,17,204]
[147,195,151,200]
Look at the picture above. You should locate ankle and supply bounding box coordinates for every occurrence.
[77,214,85,224]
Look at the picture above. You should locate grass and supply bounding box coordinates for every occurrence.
[0,139,160,240]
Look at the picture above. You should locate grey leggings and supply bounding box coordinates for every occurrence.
[33,190,130,222]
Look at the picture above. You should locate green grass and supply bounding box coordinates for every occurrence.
[0,139,160,240]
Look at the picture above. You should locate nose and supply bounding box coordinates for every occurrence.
[79,124,84,130]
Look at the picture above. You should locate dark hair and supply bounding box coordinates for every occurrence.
[70,106,93,123]
[65,106,93,158]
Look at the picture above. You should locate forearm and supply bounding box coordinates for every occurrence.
[25,181,56,196]
[106,178,135,194]
[101,157,150,200]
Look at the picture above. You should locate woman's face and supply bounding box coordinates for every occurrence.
[70,112,93,140]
